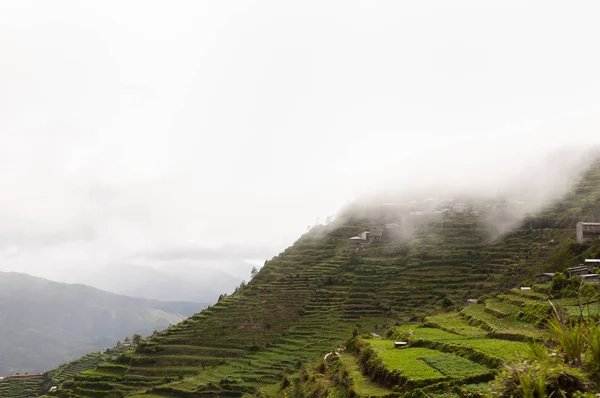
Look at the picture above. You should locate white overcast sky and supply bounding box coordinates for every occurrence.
[2,1,600,282]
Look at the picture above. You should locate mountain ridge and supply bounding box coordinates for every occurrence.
[45,158,600,397]
[0,271,206,377]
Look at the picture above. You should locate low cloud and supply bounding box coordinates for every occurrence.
[136,245,274,262]
[1,1,600,293]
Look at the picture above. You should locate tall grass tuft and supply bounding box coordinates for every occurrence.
[583,320,600,379]
[547,315,584,365]
[492,361,588,397]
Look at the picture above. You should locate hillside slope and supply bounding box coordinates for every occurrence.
[0,272,204,376]
[289,280,600,397]
[0,342,132,398]
[53,160,600,397]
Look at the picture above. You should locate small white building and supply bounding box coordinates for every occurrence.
[581,274,600,283]
[453,203,468,214]
[568,265,592,277]
[349,236,364,249]
[463,299,478,307]
[576,222,600,243]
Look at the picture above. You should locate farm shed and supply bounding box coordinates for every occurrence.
[576,222,600,243]
[535,273,555,283]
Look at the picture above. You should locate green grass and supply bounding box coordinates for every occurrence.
[564,303,600,318]
[420,353,490,377]
[461,382,493,395]
[341,354,394,397]
[50,158,600,397]
[484,298,521,317]
[368,341,445,380]
[461,304,545,339]
[440,338,531,361]
[393,325,465,341]
[424,313,487,337]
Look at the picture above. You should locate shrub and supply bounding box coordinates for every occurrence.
[518,302,553,325]
[547,316,585,365]
[583,321,600,381]
[442,297,455,308]
[492,361,588,397]
[347,384,357,397]
[280,374,291,390]
[386,327,413,342]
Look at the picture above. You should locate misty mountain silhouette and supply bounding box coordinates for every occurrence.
[0,272,204,376]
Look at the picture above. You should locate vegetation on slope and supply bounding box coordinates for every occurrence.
[0,342,133,398]
[0,272,200,376]
[286,275,600,397]
[49,158,600,397]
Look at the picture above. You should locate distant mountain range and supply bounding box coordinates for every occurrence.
[0,272,205,376]
[75,263,247,302]
[53,158,600,397]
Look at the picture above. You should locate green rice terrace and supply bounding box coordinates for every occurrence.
[0,344,131,398]
[6,159,600,397]
[290,276,600,397]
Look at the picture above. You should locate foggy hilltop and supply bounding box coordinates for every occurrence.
[2,0,600,297]
[32,153,600,397]
[5,1,600,397]
[332,147,600,241]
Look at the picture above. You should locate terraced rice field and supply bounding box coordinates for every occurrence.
[339,286,551,394]
[420,353,490,377]
[0,374,47,398]
[50,159,600,397]
[340,354,393,397]
[461,304,544,339]
[424,313,487,337]
[369,343,446,380]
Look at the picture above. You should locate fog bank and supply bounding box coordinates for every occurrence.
[1,1,600,294]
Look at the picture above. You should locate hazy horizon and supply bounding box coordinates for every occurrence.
[2,1,600,291]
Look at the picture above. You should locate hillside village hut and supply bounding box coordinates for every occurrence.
[576,222,600,243]
[368,226,385,242]
[585,259,600,266]
[463,299,478,307]
[535,273,555,283]
[568,265,593,278]
[349,236,364,249]
[122,337,132,347]
[581,274,600,283]
[438,208,451,217]
[360,231,370,240]
[453,202,468,215]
